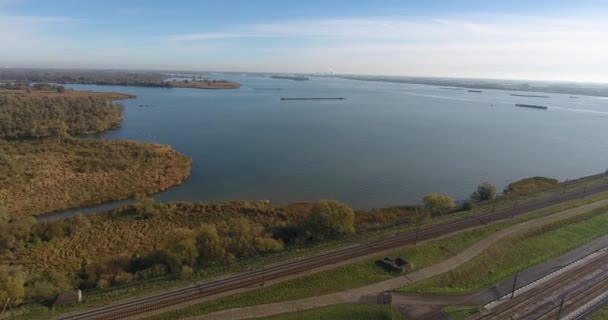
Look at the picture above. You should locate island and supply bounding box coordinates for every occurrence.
[164,79,241,90]
[0,69,241,90]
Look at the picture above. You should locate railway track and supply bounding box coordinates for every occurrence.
[538,274,608,320]
[471,252,608,319]
[58,175,608,320]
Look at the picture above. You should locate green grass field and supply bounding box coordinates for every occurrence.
[587,304,608,320]
[258,304,403,320]
[401,206,608,294]
[441,306,479,320]
[144,194,608,320]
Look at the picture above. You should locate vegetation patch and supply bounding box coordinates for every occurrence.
[259,304,403,320]
[0,94,123,139]
[588,304,608,320]
[505,176,559,194]
[145,193,608,320]
[8,187,608,319]
[165,79,241,90]
[401,206,608,294]
[441,305,479,320]
[0,139,191,216]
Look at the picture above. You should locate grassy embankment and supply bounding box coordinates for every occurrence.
[259,304,403,320]
[441,306,478,320]
[588,305,608,320]
[145,193,608,320]
[401,205,608,294]
[504,176,559,194]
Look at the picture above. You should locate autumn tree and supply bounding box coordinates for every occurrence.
[159,229,199,273]
[197,218,284,266]
[422,193,456,215]
[26,270,74,304]
[0,207,36,254]
[0,265,27,305]
[304,200,355,241]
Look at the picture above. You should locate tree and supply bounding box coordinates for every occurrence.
[304,200,355,241]
[135,196,157,219]
[159,229,199,273]
[197,223,229,265]
[0,265,27,305]
[50,120,69,142]
[471,182,497,201]
[462,200,475,211]
[197,218,283,266]
[0,208,36,254]
[26,270,74,304]
[422,193,456,215]
[56,85,65,93]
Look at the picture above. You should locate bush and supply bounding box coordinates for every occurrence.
[422,193,456,215]
[471,182,497,201]
[303,200,355,241]
[462,200,475,211]
[26,271,74,304]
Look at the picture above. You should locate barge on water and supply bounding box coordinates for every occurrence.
[280,97,345,101]
[511,94,550,98]
[468,90,483,93]
[515,103,548,110]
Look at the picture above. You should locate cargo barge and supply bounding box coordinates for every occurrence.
[511,94,550,98]
[515,103,548,110]
[280,97,345,101]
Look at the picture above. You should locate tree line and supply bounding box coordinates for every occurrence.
[0,69,167,87]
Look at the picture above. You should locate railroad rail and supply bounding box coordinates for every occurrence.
[58,174,608,320]
[471,252,608,319]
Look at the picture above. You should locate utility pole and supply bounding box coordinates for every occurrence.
[414,208,422,245]
[250,244,265,286]
[510,271,519,299]
[556,295,565,319]
[583,184,587,198]
[511,200,518,219]
[492,198,497,212]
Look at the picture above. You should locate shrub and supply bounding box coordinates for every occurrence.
[471,182,497,201]
[422,193,456,215]
[303,200,356,241]
[462,200,475,211]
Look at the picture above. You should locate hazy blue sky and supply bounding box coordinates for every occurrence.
[1,0,607,82]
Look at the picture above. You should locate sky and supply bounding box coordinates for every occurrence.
[1,0,608,82]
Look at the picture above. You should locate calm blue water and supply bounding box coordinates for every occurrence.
[66,76,608,210]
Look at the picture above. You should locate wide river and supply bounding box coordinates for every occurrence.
[66,76,608,211]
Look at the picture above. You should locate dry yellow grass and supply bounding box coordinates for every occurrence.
[0,139,191,216]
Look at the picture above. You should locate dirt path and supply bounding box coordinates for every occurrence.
[192,200,608,320]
